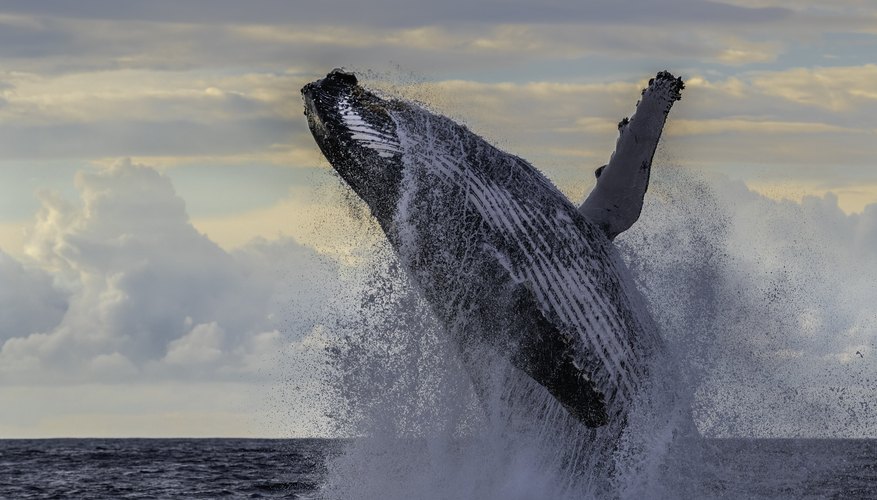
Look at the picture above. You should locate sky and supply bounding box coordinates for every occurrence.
[1,1,876,438]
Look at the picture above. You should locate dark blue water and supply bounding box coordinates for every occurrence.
[0,438,341,499]
[698,439,877,499]
[2,438,876,499]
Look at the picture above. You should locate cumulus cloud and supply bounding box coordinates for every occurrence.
[164,321,225,366]
[0,250,66,342]
[0,159,338,385]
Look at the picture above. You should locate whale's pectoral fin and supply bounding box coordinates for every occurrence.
[579,71,683,240]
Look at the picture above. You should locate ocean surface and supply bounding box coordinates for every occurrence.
[0,438,342,499]
[1,438,876,499]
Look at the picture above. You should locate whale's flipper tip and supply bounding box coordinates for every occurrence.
[647,70,685,102]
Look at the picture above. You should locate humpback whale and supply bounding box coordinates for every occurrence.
[302,69,683,429]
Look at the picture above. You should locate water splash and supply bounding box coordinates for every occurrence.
[311,160,877,497]
[316,189,694,498]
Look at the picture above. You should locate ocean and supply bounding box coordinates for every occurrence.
[1,438,876,499]
[0,438,341,499]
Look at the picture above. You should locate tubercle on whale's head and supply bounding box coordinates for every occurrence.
[301,69,405,224]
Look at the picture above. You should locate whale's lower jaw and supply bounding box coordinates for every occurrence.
[302,70,667,429]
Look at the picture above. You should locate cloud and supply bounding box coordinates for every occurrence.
[0,69,307,125]
[0,1,791,28]
[0,118,302,160]
[0,159,338,385]
[192,182,387,263]
[0,5,866,193]
[750,64,877,113]
[164,321,225,366]
[0,2,794,80]
[0,250,67,342]
[665,118,855,136]
[714,38,784,65]
[0,68,317,162]
[747,180,877,214]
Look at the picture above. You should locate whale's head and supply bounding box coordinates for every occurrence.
[302,69,404,223]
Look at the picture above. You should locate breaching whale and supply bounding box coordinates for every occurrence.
[302,69,683,428]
